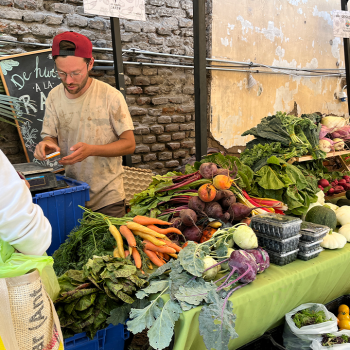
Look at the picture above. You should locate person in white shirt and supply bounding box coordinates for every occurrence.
[0,150,51,255]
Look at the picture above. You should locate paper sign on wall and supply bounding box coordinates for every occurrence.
[83,0,146,21]
[333,10,350,38]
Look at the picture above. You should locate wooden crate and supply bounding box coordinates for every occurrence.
[122,166,153,205]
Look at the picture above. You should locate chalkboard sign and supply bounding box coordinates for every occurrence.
[0,49,62,168]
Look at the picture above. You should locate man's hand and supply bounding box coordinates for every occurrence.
[60,142,92,165]
[34,139,60,160]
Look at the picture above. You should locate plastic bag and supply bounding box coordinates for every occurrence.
[0,241,60,301]
[311,330,350,349]
[283,303,338,350]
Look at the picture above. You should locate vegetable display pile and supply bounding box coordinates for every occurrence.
[107,226,270,350]
[240,112,326,171]
[55,256,147,339]
[321,334,350,346]
[292,308,330,328]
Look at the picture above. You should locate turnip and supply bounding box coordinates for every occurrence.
[333,138,345,151]
[202,256,220,281]
[180,209,197,227]
[205,202,230,223]
[232,224,258,249]
[188,196,206,216]
[199,162,218,179]
[245,248,270,273]
[318,179,330,188]
[183,225,202,242]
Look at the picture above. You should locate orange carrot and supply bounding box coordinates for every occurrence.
[143,240,176,254]
[120,225,137,247]
[133,216,171,226]
[147,225,182,236]
[124,250,130,258]
[163,253,170,261]
[158,239,182,252]
[144,249,164,267]
[132,247,142,269]
[156,252,166,265]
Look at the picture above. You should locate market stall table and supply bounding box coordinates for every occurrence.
[172,244,350,350]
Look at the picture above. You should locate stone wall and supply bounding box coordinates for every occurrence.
[0,0,201,173]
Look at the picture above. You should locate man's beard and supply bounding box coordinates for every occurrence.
[63,74,89,95]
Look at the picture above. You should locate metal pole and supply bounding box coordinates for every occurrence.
[110,17,133,167]
[193,0,208,161]
[341,0,350,115]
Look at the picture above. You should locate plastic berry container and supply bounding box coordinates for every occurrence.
[297,248,323,261]
[264,248,299,266]
[298,239,323,253]
[299,222,329,243]
[251,213,302,239]
[256,232,301,254]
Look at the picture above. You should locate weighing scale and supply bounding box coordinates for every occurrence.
[13,162,67,193]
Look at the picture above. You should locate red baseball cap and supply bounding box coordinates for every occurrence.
[52,31,92,58]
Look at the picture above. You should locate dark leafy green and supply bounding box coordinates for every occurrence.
[55,256,147,339]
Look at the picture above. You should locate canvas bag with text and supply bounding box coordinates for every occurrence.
[0,269,64,350]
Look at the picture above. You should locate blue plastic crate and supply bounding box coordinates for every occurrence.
[64,323,129,350]
[32,175,90,255]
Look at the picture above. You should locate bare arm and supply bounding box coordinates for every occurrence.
[60,130,135,165]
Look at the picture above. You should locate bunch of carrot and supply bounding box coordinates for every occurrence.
[106,215,182,269]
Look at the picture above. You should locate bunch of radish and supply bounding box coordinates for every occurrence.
[175,163,260,242]
[318,176,350,196]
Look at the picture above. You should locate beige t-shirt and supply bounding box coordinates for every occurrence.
[41,79,134,211]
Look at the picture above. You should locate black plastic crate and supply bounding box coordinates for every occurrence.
[325,294,350,315]
[251,214,302,239]
[237,325,286,350]
[256,232,301,254]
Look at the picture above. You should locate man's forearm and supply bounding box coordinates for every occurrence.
[90,139,135,157]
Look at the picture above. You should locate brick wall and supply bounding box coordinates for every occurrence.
[0,0,206,173]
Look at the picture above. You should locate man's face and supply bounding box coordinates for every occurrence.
[55,56,91,95]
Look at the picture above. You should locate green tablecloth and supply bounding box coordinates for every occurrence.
[173,244,350,350]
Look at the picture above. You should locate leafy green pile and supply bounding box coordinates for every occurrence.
[241,112,326,170]
[292,307,330,328]
[53,210,131,276]
[55,256,147,339]
[108,242,238,350]
[240,142,308,172]
[322,333,350,346]
[249,156,318,216]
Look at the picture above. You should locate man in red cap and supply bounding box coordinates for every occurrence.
[34,32,135,217]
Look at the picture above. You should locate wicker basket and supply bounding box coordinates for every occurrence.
[122,166,153,205]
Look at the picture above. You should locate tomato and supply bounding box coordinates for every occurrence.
[338,319,350,330]
[338,312,350,321]
[338,304,350,314]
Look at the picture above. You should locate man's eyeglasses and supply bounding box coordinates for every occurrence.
[55,63,89,80]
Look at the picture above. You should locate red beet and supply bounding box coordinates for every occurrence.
[199,163,218,179]
[333,186,344,194]
[183,226,202,242]
[327,188,335,196]
[205,202,230,223]
[318,179,330,188]
[188,197,206,215]
[228,203,260,222]
[180,209,197,227]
